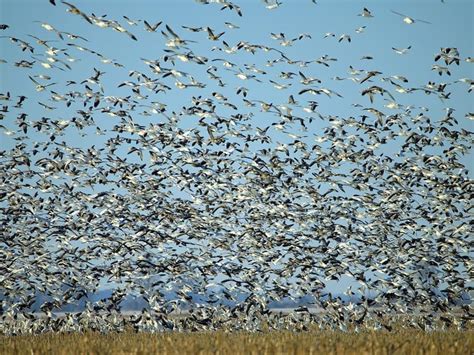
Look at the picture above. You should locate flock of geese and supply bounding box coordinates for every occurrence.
[0,0,472,334]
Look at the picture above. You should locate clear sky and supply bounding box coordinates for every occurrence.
[2,0,473,143]
[0,0,472,297]
[1,0,472,169]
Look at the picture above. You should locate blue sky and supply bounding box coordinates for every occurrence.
[0,0,472,297]
[1,0,472,190]
[2,0,472,135]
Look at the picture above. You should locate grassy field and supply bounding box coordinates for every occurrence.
[1,330,472,355]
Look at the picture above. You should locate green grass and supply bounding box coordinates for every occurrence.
[1,330,472,355]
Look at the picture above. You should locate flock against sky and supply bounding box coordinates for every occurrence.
[0,0,473,334]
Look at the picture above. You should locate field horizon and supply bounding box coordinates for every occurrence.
[1,329,473,355]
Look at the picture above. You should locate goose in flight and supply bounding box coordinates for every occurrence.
[361,86,395,103]
[144,20,162,32]
[162,24,195,48]
[360,70,382,84]
[220,1,242,17]
[110,21,138,41]
[391,10,431,24]
[299,87,343,98]
[358,8,373,18]
[338,34,351,43]
[206,27,225,41]
[298,71,321,85]
[224,22,239,29]
[0,36,34,53]
[123,16,140,26]
[431,64,451,76]
[392,46,411,55]
[61,1,93,24]
[27,35,58,47]
[28,76,57,92]
[434,47,460,65]
[264,0,283,10]
[269,80,291,90]
[182,25,204,32]
[34,21,65,39]
[62,31,88,41]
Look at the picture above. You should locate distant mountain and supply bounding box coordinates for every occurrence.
[1,286,470,314]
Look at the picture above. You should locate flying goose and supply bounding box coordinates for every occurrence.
[391,10,431,24]
[358,8,373,18]
[144,20,162,32]
[359,70,382,84]
[123,16,140,26]
[392,46,411,54]
[62,1,93,24]
[338,34,351,43]
[224,22,239,29]
[206,27,225,41]
[28,76,57,92]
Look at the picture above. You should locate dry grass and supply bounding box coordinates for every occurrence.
[1,329,473,355]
